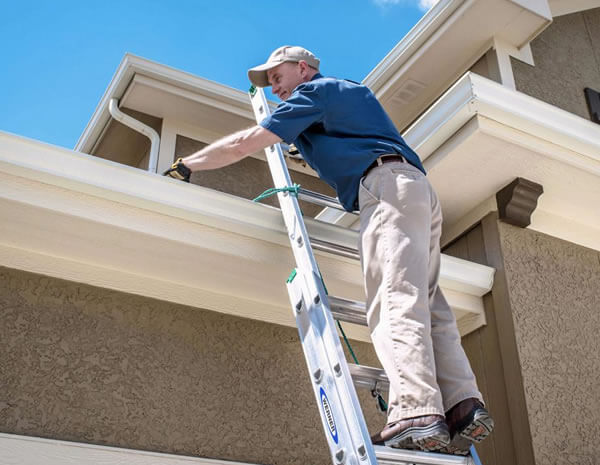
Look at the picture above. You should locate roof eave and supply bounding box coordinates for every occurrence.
[74,54,258,155]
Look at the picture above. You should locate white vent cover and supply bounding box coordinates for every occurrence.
[390,79,427,105]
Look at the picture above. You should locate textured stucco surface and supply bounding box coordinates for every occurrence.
[0,266,385,464]
[511,8,600,121]
[176,134,337,218]
[498,223,600,465]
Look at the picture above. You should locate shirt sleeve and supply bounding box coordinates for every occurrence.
[260,82,325,144]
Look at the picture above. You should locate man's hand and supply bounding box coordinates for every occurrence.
[163,158,192,182]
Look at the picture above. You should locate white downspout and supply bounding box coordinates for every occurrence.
[108,98,160,173]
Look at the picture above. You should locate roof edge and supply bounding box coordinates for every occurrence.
[404,72,600,171]
[74,54,259,155]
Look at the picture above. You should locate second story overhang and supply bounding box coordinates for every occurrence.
[404,72,600,250]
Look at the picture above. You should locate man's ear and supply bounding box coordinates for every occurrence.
[298,60,309,77]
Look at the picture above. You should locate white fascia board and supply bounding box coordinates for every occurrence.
[0,433,261,465]
[75,54,258,154]
[404,72,600,171]
[549,0,600,16]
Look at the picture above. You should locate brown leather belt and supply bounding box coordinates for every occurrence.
[363,155,405,178]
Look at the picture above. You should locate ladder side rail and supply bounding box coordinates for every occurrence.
[249,89,323,302]
[288,270,378,465]
[301,270,379,464]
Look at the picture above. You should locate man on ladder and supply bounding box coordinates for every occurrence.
[164,45,494,455]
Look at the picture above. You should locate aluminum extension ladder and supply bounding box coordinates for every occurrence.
[248,86,481,465]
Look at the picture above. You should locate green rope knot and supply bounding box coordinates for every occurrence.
[253,184,301,203]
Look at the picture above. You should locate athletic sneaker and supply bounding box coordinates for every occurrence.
[441,398,494,455]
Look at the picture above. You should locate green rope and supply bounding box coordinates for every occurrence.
[253,184,300,203]
[286,269,297,284]
[336,320,359,365]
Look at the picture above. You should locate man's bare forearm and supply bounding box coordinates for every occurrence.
[182,125,281,171]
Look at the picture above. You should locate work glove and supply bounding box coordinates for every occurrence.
[163,158,191,182]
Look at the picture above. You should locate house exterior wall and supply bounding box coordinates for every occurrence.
[175,134,338,218]
[497,222,600,465]
[0,266,385,465]
[469,50,502,84]
[511,8,600,122]
[443,221,524,465]
[444,213,600,465]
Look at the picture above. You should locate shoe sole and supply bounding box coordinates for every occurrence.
[441,408,495,456]
[384,421,450,452]
[460,408,494,443]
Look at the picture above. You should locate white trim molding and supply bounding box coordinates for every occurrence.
[0,433,261,465]
[405,72,600,170]
[403,72,600,251]
[0,130,494,339]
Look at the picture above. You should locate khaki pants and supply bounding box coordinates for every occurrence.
[358,161,482,423]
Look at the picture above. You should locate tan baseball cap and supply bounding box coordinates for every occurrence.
[248,45,320,88]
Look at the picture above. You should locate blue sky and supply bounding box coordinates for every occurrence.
[1,1,434,149]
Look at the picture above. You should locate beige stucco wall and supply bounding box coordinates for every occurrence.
[176,134,338,218]
[469,50,502,84]
[0,266,385,465]
[498,223,600,464]
[511,8,600,121]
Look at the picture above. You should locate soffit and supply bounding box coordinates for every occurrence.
[363,0,552,132]
[120,74,254,140]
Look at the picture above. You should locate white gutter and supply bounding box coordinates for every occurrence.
[0,129,495,298]
[403,72,600,169]
[108,98,160,172]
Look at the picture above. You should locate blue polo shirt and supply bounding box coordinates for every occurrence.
[260,73,425,211]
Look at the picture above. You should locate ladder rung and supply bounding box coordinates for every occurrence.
[374,446,473,465]
[348,363,389,393]
[298,188,345,210]
[310,238,360,260]
[329,295,367,326]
